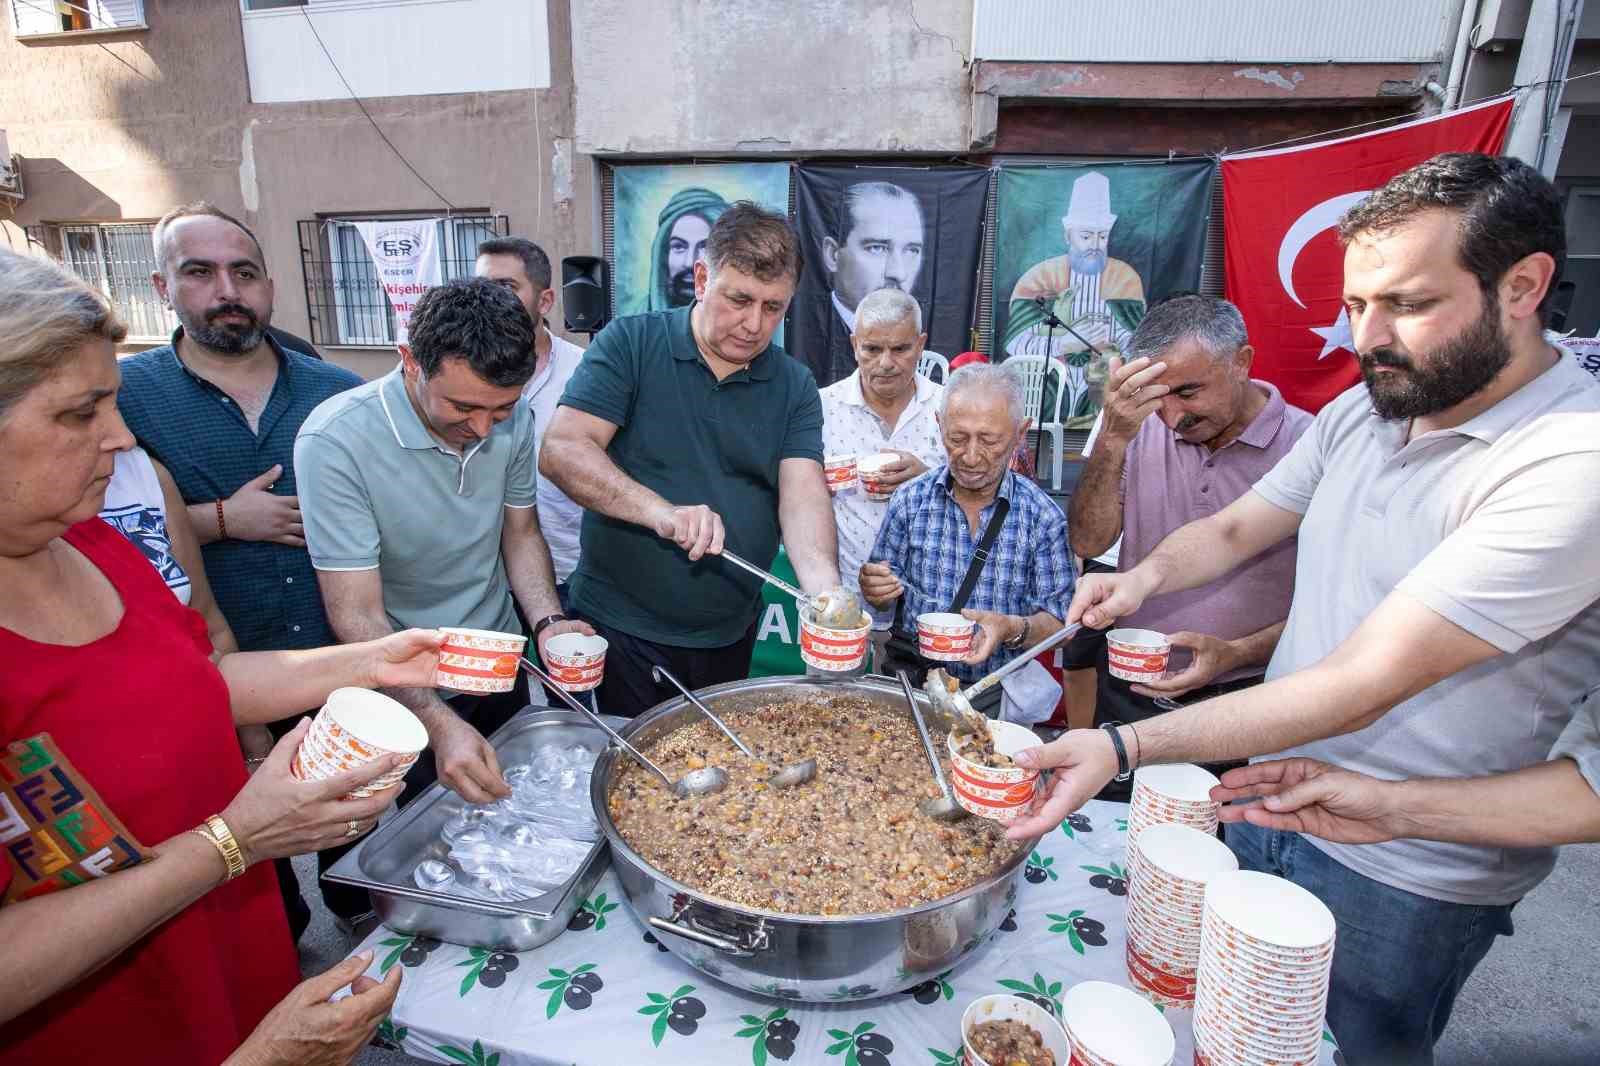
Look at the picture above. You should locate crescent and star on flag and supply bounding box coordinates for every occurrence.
[1277,189,1372,361]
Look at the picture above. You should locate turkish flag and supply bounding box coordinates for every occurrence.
[1221,98,1513,413]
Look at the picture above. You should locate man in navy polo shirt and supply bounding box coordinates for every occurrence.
[116,202,365,936]
[542,203,841,714]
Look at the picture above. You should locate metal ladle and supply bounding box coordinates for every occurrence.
[717,549,863,627]
[652,665,818,790]
[896,669,967,823]
[924,622,1084,728]
[518,657,728,799]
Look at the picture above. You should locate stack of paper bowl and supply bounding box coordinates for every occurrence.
[1125,823,1239,1009]
[1193,870,1336,1066]
[1061,981,1176,1066]
[1127,763,1221,879]
[291,687,427,798]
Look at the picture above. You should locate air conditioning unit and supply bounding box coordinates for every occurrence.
[0,130,23,201]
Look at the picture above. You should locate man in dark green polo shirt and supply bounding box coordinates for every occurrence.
[542,203,840,714]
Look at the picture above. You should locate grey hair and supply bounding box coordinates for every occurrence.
[1125,294,1248,363]
[0,248,126,421]
[853,287,923,333]
[942,364,1026,424]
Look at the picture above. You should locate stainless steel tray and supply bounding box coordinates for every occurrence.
[323,708,616,951]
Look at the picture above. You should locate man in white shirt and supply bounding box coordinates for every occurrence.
[818,288,945,627]
[476,237,587,596]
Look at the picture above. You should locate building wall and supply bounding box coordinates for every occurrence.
[571,0,974,156]
[241,0,552,104]
[1,0,590,379]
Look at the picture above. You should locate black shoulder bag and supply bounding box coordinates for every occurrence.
[880,498,1011,699]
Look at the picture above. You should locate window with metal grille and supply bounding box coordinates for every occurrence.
[296,214,509,347]
[9,0,144,35]
[25,221,175,340]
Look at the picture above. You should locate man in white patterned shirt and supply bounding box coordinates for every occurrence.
[818,288,945,624]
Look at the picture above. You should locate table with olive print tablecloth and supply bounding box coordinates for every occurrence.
[349,800,1342,1066]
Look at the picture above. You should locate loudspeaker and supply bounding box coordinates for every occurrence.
[562,256,610,334]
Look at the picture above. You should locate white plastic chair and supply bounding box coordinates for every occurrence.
[1004,355,1069,491]
[916,350,950,384]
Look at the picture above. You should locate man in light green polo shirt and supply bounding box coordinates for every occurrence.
[297,278,590,805]
[542,203,840,714]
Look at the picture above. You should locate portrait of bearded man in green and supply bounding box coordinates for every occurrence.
[645,187,729,311]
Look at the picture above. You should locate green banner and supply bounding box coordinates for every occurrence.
[992,161,1214,430]
[747,547,805,678]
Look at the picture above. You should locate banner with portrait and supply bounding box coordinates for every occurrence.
[992,161,1214,429]
[789,164,992,388]
[611,163,791,332]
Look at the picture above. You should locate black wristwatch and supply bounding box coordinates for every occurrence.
[1100,721,1133,782]
[532,613,568,644]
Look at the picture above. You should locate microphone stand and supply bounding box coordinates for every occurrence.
[1029,296,1102,471]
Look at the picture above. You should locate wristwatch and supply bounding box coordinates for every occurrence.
[1004,615,1031,650]
[532,613,568,644]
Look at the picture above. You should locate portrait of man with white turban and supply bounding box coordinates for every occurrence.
[1003,171,1148,426]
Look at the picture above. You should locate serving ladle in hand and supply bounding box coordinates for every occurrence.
[716,549,864,627]
[896,670,968,823]
[519,657,728,799]
[923,622,1084,729]
[652,665,818,790]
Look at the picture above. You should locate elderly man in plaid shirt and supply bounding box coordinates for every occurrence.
[860,364,1075,689]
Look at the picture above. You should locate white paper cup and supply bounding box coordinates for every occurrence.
[960,993,1070,1066]
[1106,628,1171,683]
[918,611,976,661]
[856,451,898,500]
[544,632,608,692]
[1062,981,1176,1066]
[291,687,427,798]
[435,627,526,693]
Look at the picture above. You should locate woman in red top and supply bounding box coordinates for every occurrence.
[0,251,443,1063]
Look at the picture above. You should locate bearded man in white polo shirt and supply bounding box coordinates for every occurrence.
[1012,153,1600,1065]
[818,288,945,627]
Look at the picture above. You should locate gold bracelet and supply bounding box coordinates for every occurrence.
[191,814,247,882]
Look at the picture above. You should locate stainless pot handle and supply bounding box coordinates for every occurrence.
[647,915,765,957]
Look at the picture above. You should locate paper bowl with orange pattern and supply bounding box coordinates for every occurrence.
[823,454,858,493]
[917,611,976,661]
[798,607,871,672]
[1106,628,1171,683]
[291,687,426,798]
[855,451,898,501]
[946,719,1041,823]
[435,627,526,694]
[543,632,608,692]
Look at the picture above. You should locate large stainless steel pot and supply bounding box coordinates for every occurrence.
[591,675,1043,1003]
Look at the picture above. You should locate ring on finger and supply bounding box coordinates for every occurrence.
[344,819,362,837]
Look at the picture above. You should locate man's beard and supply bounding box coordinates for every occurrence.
[181,303,265,355]
[1358,297,1513,421]
[668,267,696,307]
[1069,248,1107,276]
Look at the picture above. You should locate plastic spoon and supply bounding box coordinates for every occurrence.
[518,658,727,798]
[896,670,968,823]
[651,665,817,790]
